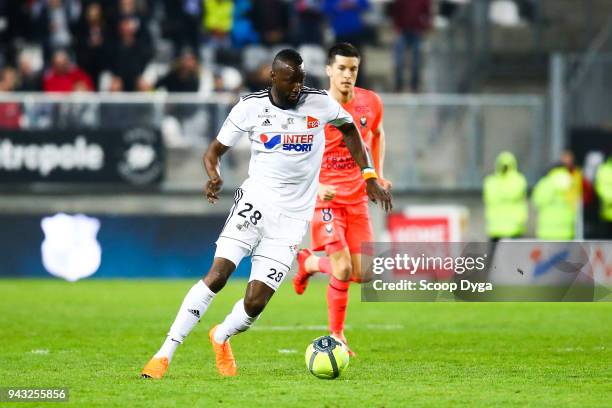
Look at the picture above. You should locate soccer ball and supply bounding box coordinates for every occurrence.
[305,335,350,379]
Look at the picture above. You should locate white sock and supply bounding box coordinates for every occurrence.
[155,336,181,362]
[213,299,258,344]
[154,280,215,361]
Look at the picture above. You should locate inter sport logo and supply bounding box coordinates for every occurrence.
[260,134,313,152]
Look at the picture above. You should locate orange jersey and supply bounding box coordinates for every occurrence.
[317,87,383,207]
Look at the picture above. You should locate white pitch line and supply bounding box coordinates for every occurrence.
[30,349,49,355]
[365,324,404,330]
[252,325,328,331]
[277,349,298,354]
[252,324,404,331]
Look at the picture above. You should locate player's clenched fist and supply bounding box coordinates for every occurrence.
[206,177,223,203]
[318,183,337,201]
[365,179,393,212]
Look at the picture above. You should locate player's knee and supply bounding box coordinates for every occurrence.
[243,296,268,317]
[203,257,236,292]
[333,261,352,281]
[203,267,230,293]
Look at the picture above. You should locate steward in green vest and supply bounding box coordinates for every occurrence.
[204,0,234,39]
[483,152,528,239]
[532,166,575,240]
[595,156,612,235]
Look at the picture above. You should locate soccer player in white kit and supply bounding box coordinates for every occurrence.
[141,49,392,378]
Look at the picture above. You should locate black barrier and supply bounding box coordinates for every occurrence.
[0,127,164,185]
[0,213,251,280]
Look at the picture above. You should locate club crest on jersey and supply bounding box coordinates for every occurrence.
[260,133,313,152]
[307,116,320,129]
[282,117,295,130]
[260,134,282,149]
[360,116,367,127]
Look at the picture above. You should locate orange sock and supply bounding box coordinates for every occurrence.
[327,275,349,334]
[318,257,332,274]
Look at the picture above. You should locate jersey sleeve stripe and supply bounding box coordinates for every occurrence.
[242,89,269,100]
[302,86,327,95]
[227,117,248,132]
[302,90,327,95]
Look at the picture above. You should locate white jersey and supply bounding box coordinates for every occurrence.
[217,87,353,220]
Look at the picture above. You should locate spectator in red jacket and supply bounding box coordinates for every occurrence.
[0,67,22,129]
[43,50,94,92]
[391,0,432,92]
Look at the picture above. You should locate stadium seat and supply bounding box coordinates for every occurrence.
[242,45,271,73]
[298,45,327,82]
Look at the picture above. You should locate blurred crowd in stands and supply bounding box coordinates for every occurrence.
[0,0,440,95]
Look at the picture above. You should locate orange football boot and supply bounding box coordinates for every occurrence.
[293,248,314,295]
[209,325,237,376]
[141,357,169,379]
[332,331,355,357]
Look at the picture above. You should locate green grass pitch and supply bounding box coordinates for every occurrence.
[1,279,610,407]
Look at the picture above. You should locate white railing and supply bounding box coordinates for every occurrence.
[0,92,237,104]
[0,91,547,191]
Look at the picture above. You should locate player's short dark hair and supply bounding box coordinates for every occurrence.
[272,49,303,69]
[327,43,361,65]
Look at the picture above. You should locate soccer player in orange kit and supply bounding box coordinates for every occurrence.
[293,43,391,355]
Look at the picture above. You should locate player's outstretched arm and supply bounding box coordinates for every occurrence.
[203,139,231,204]
[372,121,392,191]
[335,122,393,212]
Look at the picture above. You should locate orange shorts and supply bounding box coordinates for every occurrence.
[311,202,373,255]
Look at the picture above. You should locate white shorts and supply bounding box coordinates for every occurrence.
[215,186,309,291]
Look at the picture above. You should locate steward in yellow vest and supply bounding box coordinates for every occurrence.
[595,155,612,227]
[483,152,528,239]
[532,166,576,240]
